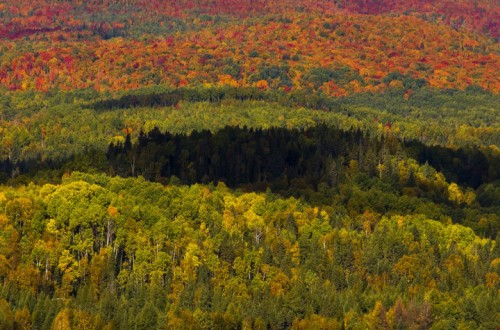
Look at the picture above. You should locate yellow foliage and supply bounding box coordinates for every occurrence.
[448,183,464,204]
[389,80,404,88]
[51,309,71,330]
[485,272,499,288]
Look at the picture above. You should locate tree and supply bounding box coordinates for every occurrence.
[51,308,71,330]
[0,299,13,329]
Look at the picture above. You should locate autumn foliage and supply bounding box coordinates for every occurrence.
[0,0,498,94]
[0,1,499,328]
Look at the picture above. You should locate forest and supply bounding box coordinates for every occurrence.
[0,95,498,328]
[0,0,499,329]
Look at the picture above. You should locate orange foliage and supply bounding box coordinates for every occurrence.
[0,1,498,94]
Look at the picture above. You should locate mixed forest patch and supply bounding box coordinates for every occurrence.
[0,0,499,329]
[0,172,498,329]
[1,0,499,94]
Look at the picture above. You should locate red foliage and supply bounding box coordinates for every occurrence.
[0,0,498,94]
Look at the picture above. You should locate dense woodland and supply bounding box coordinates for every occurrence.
[0,0,499,329]
[1,0,499,94]
[0,171,498,329]
[0,87,498,168]
[0,104,498,328]
[106,125,498,188]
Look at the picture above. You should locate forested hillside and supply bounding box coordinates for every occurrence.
[0,172,498,329]
[1,0,499,93]
[0,0,499,329]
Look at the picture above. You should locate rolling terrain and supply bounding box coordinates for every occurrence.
[0,1,498,329]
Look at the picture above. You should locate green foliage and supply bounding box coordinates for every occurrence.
[0,87,498,171]
[254,65,294,88]
[303,67,363,89]
[0,172,497,328]
[383,71,427,90]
